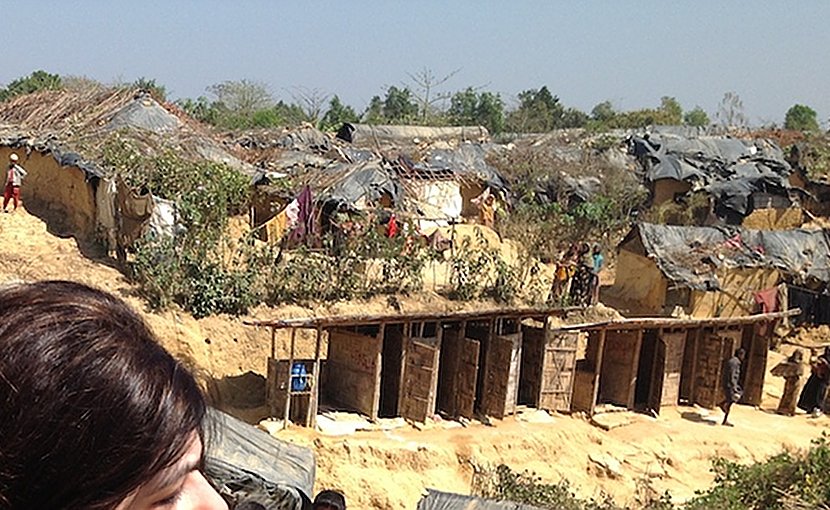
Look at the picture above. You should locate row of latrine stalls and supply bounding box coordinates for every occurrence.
[249,309,797,428]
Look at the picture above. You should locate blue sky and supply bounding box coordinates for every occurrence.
[4,1,829,126]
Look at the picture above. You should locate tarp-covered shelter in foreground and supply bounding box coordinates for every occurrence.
[205,408,315,509]
[629,129,801,228]
[417,489,543,510]
[0,87,255,251]
[613,223,830,317]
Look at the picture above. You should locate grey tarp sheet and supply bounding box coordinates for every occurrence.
[633,223,830,290]
[322,161,402,206]
[204,409,315,509]
[417,489,542,510]
[107,94,182,133]
[342,123,490,148]
[630,133,792,216]
[427,144,508,191]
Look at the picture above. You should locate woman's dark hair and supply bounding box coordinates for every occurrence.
[0,281,206,509]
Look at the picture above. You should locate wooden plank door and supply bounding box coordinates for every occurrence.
[742,324,768,406]
[325,328,383,419]
[519,326,545,407]
[399,334,441,422]
[455,336,481,419]
[481,333,522,418]
[692,333,727,409]
[657,331,687,408]
[266,357,290,418]
[539,332,578,412]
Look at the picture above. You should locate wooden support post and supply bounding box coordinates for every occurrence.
[628,329,643,409]
[591,329,607,416]
[270,327,276,359]
[307,326,322,428]
[284,327,296,430]
[689,328,701,402]
[372,323,386,422]
[397,322,410,413]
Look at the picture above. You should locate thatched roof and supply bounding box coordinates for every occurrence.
[0,86,256,178]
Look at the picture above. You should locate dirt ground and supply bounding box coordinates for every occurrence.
[271,348,829,509]
[2,207,828,509]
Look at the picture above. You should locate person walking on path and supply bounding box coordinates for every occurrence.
[719,348,745,426]
[3,152,27,213]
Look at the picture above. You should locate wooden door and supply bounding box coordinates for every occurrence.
[455,336,481,419]
[266,357,290,418]
[648,338,666,413]
[519,326,545,407]
[399,334,441,422]
[742,324,768,406]
[437,327,480,419]
[326,328,383,419]
[481,333,521,418]
[539,332,578,412]
[657,330,686,408]
[692,331,737,408]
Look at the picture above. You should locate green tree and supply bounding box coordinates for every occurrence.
[590,101,616,123]
[0,70,62,102]
[507,86,562,132]
[784,104,820,132]
[448,87,505,134]
[132,77,167,102]
[683,106,710,127]
[207,79,274,128]
[363,95,385,124]
[507,86,586,132]
[176,96,218,124]
[381,86,418,123]
[319,95,359,131]
[658,96,683,125]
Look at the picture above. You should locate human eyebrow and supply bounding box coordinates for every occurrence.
[148,458,201,495]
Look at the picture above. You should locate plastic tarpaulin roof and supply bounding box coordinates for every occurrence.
[427,144,508,191]
[626,223,830,290]
[321,161,402,206]
[417,489,543,510]
[630,133,792,216]
[204,409,315,509]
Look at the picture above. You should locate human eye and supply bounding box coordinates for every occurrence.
[151,487,184,508]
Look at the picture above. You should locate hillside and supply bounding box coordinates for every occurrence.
[2,206,828,509]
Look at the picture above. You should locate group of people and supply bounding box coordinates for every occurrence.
[719,344,830,427]
[549,242,603,306]
[0,280,346,510]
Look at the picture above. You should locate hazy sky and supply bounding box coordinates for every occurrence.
[4,1,829,126]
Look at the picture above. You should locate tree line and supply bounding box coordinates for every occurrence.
[0,70,823,134]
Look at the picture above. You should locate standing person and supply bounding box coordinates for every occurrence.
[718,348,745,426]
[312,489,347,510]
[590,243,604,305]
[0,281,227,510]
[798,347,830,417]
[3,152,27,213]
[771,350,805,416]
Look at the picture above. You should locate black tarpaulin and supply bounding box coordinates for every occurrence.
[630,132,792,217]
[204,409,315,509]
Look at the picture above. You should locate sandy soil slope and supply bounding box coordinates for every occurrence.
[3,207,827,509]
